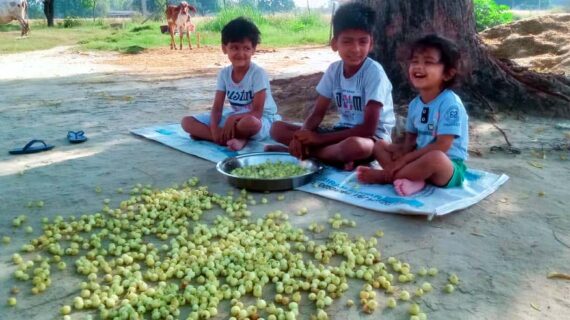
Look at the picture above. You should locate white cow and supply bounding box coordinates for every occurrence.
[0,0,29,36]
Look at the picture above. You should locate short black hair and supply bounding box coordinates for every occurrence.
[409,34,462,88]
[221,17,261,47]
[332,2,376,38]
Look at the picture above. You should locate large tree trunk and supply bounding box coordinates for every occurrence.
[43,0,54,27]
[363,0,570,117]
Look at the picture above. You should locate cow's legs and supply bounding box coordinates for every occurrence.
[186,29,192,50]
[169,24,176,50]
[17,18,29,36]
[178,28,183,50]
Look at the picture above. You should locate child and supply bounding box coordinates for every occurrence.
[357,34,468,196]
[267,2,395,170]
[181,17,280,151]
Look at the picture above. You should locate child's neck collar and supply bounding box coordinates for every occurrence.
[419,88,446,104]
[231,63,251,83]
[342,58,367,78]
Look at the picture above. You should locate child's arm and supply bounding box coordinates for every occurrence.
[222,89,265,141]
[287,95,330,159]
[210,90,226,144]
[387,132,417,160]
[296,100,381,146]
[390,134,454,173]
[301,95,331,131]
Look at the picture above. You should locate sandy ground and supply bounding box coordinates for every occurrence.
[0,46,569,320]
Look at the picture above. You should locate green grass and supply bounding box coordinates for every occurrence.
[0,12,330,54]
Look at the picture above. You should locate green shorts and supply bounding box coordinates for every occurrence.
[445,159,467,188]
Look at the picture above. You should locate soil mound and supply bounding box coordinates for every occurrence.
[481,14,570,74]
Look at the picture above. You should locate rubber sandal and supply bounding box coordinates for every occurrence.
[67,130,88,144]
[9,139,55,155]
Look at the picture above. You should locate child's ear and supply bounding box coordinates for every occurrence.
[331,37,338,52]
[444,68,457,81]
[368,36,374,53]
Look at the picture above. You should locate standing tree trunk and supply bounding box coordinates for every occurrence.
[43,0,54,27]
[141,0,148,16]
[363,0,570,117]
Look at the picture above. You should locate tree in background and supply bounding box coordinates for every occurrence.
[82,0,99,20]
[363,0,570,117]
[474,0,514,31]
[43,0,55,26]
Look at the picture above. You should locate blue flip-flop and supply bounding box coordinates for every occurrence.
[9,139,55,155]
[67,130,88,144]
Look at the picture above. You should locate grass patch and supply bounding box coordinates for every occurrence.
[0,11,329,54]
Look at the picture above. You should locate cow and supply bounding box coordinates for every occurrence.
[0,0,29,37]
[165,1,197,50]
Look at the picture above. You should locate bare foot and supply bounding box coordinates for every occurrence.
[393,179,426,196]
[227,138,248,151]
[264,144,289,152]
[356,166,393,184]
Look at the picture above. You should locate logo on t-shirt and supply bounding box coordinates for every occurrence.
[444,106,460,126]
[227,90,253,102]
[335,93,363,111]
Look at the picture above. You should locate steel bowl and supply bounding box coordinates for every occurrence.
[216,152,322,191]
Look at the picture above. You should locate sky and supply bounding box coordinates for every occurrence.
[293,0,330,8]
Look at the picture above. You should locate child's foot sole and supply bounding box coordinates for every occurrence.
[227,139,248,151]
[394,179,426,196]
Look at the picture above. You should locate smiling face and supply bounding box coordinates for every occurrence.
[408,47,454,93]
[222,39,255,70]
[332,29,373,75]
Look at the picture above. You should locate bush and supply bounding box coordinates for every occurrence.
[63,16,82,28]
[288,12,326,32]
[201,6,266,32]
[474,0,514,31]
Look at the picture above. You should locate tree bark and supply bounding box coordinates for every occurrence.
[363,0,570,118]
[43,0,54,27]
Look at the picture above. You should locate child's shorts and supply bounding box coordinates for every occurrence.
[445,159,467,188]
[192,110,280,141]
[316,125,389,142]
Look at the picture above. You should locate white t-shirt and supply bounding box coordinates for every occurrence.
[216,62,278,119]
[316,57,395,141]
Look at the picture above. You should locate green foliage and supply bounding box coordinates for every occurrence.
[200,6,267,32]
[1,14,329,54]
[63,16,82,28]
[131,25,153,33]
[474,0,514,31]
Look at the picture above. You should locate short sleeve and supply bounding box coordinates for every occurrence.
[405,102,418,133]
[252,67,269,94]
[215,68,226,92]
[437,103,465,137]
[363,64,392,107]
[316,63,336,99]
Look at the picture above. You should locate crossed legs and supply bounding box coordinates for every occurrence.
[357,143,454,196]
[266,121,374,169]
[181,115,261,151]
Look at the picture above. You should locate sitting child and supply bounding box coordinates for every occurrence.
[357,34,468,196]
[267,2,395,170]
[181,17,280,151]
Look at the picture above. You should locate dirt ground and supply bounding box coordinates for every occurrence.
[481,14,570,74]
[0,45,569,320]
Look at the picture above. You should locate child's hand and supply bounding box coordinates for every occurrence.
[211,127,225,145]
[389,158,408,176]
[222,119,237,142]
[289,138,308,159]
[294,130,320,146]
